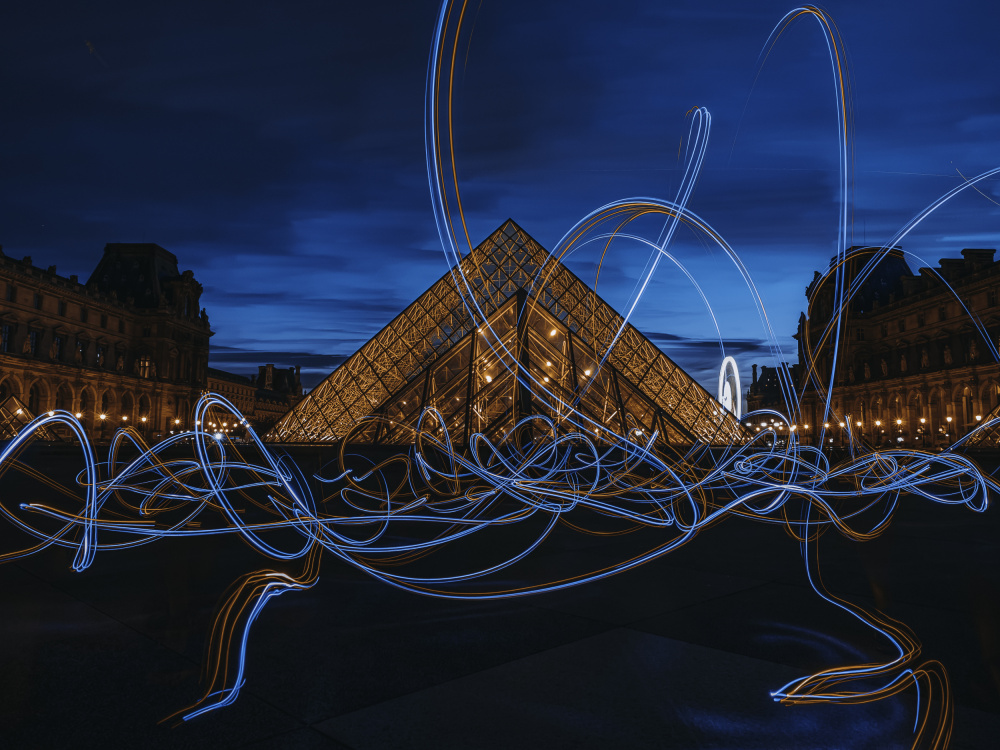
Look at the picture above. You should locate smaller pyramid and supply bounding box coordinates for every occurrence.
[0,395,56,441]
[269,220,747,449]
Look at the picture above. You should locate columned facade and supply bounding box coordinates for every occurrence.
[749,245,1000,449]
[0,243,212,441]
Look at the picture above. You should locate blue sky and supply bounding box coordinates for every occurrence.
[1,0,998,390]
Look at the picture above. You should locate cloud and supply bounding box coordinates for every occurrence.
[1,0,996,397]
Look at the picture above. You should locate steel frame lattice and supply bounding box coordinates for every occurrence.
[0,395,55,441]
[268,220,747,448]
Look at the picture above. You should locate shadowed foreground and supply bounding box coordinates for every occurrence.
[1,445,999,749]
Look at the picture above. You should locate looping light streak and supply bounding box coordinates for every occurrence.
[1,4,996,747]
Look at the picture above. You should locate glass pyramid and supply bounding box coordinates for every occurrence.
[0,395,56,441]
[268,220,746,450]
[959,399,1000,450]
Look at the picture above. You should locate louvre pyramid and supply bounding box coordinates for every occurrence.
[268,220,747,449]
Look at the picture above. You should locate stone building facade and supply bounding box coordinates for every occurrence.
[0,243,306,443]
[0,243,212,440]
[748,246,1000,448]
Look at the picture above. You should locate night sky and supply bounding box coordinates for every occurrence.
[2,0,997,390]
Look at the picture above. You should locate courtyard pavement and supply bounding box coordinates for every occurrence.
[1,446,998,749]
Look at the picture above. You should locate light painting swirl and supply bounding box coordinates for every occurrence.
[1,4,998,749]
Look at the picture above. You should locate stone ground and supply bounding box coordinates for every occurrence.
[1,445,998,749]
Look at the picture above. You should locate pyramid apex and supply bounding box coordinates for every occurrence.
[496,218,523,235]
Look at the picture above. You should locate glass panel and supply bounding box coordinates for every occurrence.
[618,377,656,440]
[470,370,514,437]
[269,220,749,447]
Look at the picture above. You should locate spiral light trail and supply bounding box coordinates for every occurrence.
[1,4,997,748]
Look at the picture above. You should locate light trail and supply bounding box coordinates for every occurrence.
[1,4,997,748]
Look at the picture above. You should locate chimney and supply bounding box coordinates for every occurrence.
[752,364,758,385]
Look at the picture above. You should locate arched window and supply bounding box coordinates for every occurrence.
[28,383,41,414]
[55,384,72,412]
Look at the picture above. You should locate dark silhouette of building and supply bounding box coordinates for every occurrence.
[207,364,303,435]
